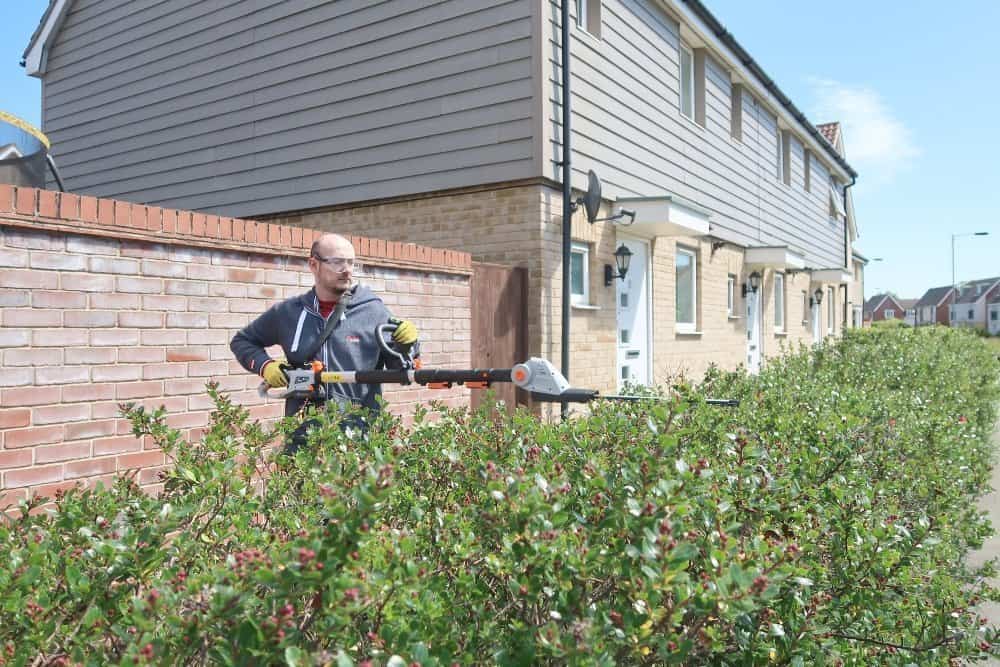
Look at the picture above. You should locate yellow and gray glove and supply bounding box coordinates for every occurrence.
[389,317,418,350]
[261,357,290,388]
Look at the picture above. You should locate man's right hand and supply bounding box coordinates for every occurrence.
[261,358,289,388]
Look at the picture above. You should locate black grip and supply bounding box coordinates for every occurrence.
[530,388,598,403]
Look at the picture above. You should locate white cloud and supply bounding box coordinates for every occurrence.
[807,78,919,183]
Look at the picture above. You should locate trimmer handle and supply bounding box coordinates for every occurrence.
[376,321,416,370]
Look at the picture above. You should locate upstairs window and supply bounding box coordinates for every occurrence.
[679,44,694,120]
[577,0,602,38]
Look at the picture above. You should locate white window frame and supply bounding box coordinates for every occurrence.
[802,291,809,325]
[576,0,601,37]
[570,241,590,305]
[726,274,736,317]
[991,309,998,322]
[884,308,895,319]
[679,44,694,120]
[775,129,784,181]
[827,287,836,333]
[773,272,785,332]
[675,246,697,332]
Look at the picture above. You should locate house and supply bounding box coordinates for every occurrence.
[23,0,862,393]
[914,285,955,326]
[989,292,1000,336]
[864,294,906,324]
[951,277,1000,330]
[899,298,918,326]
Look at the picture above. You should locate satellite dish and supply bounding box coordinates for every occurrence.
[581,169,602,223]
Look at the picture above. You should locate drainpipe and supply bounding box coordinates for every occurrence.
[842,175,856,329]
[559,0,572,420]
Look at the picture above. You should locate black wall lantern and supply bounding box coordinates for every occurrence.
[604,243,633,286]
[742,271,762,297]
[810,287,824,307]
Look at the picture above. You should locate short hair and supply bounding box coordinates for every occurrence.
[309,239,321,258]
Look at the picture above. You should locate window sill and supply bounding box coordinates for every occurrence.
[676,329,703,337]
[678,111,706,132]
[728,315,742,320]
[774,331,788,337]
[571,302,600,311]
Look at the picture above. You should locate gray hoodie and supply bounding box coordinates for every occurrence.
[230,285,414,417]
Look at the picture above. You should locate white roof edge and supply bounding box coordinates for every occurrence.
[662,0,853,182]
[809,268,853,283]
[614,195,711,238]
[744,245,806,270]
[23,0,71,77]
[934,288,955,308]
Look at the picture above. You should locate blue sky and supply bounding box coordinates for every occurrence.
[2,1,997,299]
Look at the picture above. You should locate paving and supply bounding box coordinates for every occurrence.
[967,415,1000,664]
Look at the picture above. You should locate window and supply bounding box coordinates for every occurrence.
[779,131,791,185]
[576,0,602,38]
[679,44,694,120]
[991,310,998,321]
[804,150,812,192]
[775,129,784,181]
[802,291,809,325]
[570,242,589,305]
[968,309,975,320]
[773,273,785,331]
[727,275,736,317]
[884,309,895,319]
[827,287,835,333]
[730,84,743,141]
[675,247,697,332]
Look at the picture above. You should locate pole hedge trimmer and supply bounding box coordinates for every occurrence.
[258,323,738,408]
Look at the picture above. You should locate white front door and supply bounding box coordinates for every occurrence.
[812,301,822,343]
[746,288,762,374]
[616,239,650,389]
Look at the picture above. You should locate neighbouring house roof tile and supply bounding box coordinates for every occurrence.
[863,293,891,316]
[816,122,841,151]
[955,277,1000,304]
[898,299,918,310]
[915,285,954,308]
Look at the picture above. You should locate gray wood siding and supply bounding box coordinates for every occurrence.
[546,0,846,269]
[42,0,537,217]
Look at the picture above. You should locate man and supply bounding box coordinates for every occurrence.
[230,233,418,453]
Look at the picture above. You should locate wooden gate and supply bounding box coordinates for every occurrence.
[470,263,528,414]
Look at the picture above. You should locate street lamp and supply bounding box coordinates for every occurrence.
[952,232,989,322]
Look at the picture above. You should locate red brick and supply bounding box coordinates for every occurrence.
[30,252,87,271]
[291,226,303,248]
[191,213,207,236]
[1,386,56,407]
[65,347,117,364]
[31,480,84,501]
[65,456,117,480]
[0,183,12,212]
[31,290,85,308]
[117,381,163,400]
[89,256,140,274]
[91,293,141,309]
[187,296,227,312]
[117,451,165,471]
[118,311,164,328]
[3,308,62,327]
[163,208,177,234]
[0,488,28,509]
[65,310,117,327]
[0,269,58,289]
[62,383,116,403]
[34,329,89,347]
[167,312,209,328]
[36,441,92,463]
[268,224,281,245]
[139,465,170,485]
[188,361,229,377]
[0,331,31,349]
[3,425,65,449]
[0,449,32,469]
[63,274,116,293]
[185,263,225,281]
[165,279,208,296]
[79,195,98,222]
[97,198,113,225]
[130,396,186,413]
[232,218,244,241]
[121,241,167,260]
[0,408,31,428]
[205,215,220,237]
[91,401,122,419]
[142,206,162,232]
[226,267,260,283]
[34,403,91,425]
[35,366,90,384]
[90,365,142,384]
[114,200,130,227]
[90,329,139,347]
[142,294,186,311]
[0,247,29,268]
[65,419,116,440]
[142,259,186,278]
[14,186,36,215]
[166,412,208,429]
[118,347,165,363]
[3,463,63,489]
[3,348,63,367]
[141,330,187,346]
[38,189,58,217]
[94,435,142,456]
[130,204,148,229]
[210,313,249,328]
[176,211,191,234]
[143,363,188,380]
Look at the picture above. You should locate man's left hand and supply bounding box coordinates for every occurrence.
[390,318,418,346]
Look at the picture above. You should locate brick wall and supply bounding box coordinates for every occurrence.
[0,186,472,507]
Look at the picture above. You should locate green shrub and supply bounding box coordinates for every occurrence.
[1,327,998,665]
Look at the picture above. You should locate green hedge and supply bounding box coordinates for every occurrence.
[1,327,998,665]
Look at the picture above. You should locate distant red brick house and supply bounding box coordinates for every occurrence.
[914,286,955,326]
[863,294,907,325]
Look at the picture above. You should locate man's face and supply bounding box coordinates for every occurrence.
[309,240,356,296]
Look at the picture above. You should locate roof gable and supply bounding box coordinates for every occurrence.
[22,0,71,77]
[955,278,1000,304]
[915,285,954,308]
